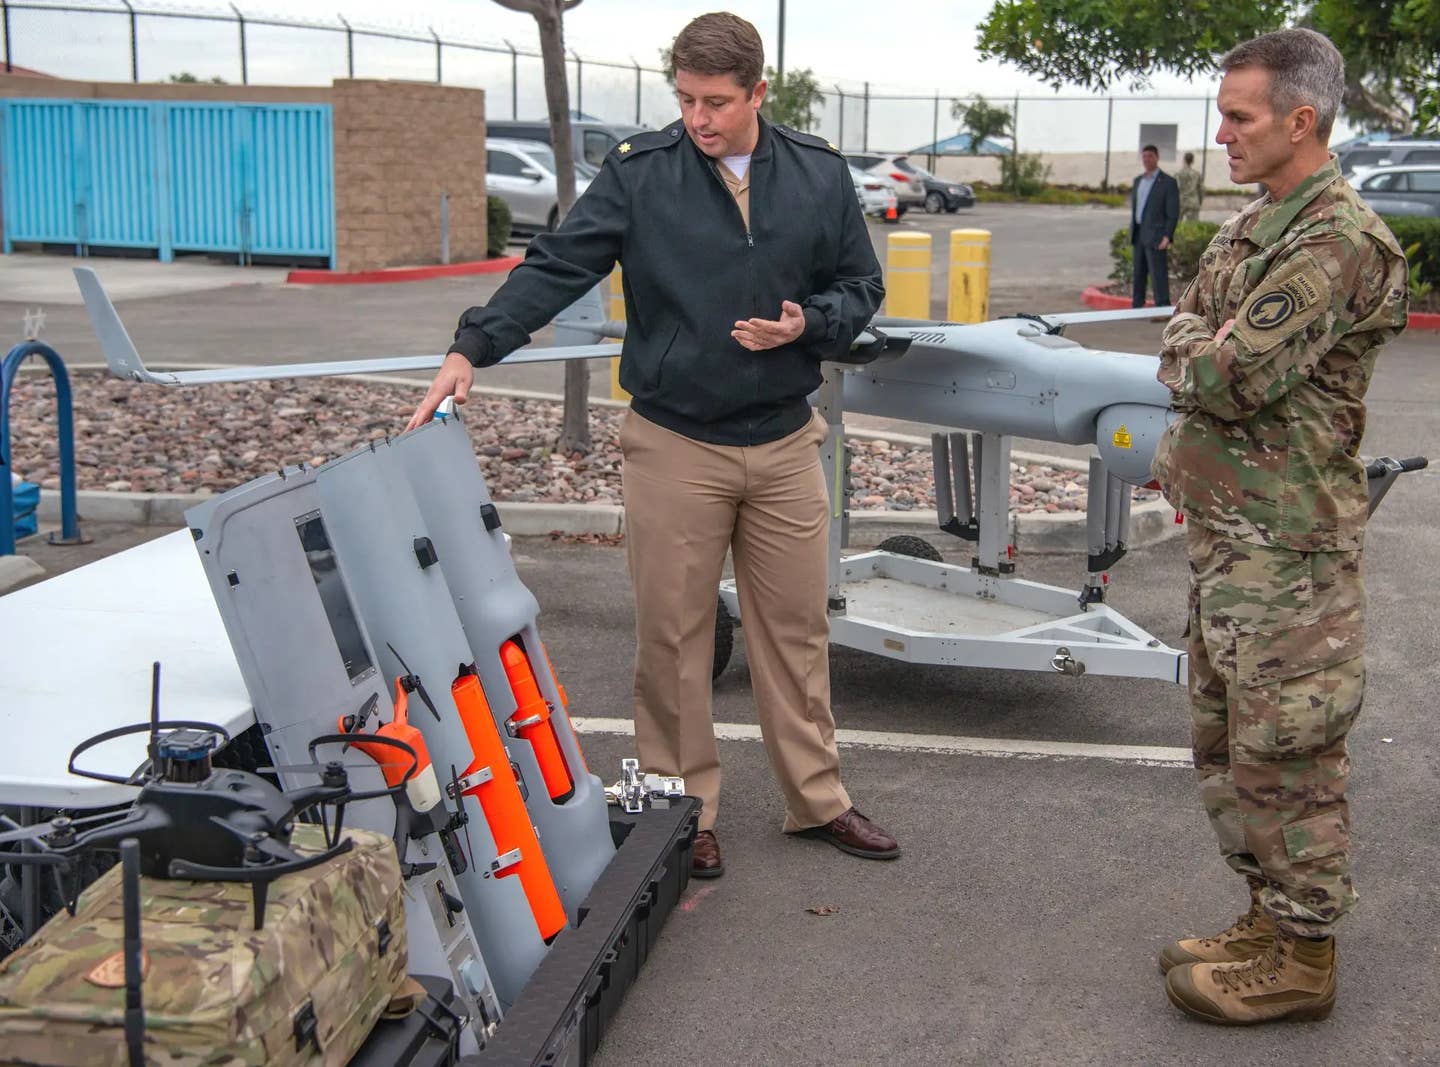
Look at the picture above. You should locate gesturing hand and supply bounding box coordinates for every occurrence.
[406,352,475,431]
[732,301,806,351]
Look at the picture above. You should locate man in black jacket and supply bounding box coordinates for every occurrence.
[408,12,899,879]
[1130,144,1181,307]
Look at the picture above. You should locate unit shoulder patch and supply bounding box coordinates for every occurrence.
[1232,257,1333,353]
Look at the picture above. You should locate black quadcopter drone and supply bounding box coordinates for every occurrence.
[0,662,419,931]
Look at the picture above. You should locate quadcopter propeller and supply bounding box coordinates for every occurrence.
[386,642,441,722]
[0,808,146,852]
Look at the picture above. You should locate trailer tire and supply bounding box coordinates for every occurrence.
[712,597,735,681]
[876,535,943,562]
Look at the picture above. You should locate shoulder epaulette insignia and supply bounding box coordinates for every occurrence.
[613,122,682,160]
[771,123,842,155]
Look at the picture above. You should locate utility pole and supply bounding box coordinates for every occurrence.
[776,0,786,90]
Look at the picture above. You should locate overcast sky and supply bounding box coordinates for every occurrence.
[68,0,1226,98]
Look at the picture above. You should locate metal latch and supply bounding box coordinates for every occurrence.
[489,847,522,875]
[446,765,494,798]
[505,711,546,737]
[605,757,686,813]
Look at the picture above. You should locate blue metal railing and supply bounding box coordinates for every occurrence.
[1,342,83,556]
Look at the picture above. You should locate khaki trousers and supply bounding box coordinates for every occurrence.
[619,408,851,833]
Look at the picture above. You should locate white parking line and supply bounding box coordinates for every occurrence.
[570,717,1193,768]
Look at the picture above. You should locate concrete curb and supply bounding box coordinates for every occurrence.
[286,255,524,285]
[0,554,46,595]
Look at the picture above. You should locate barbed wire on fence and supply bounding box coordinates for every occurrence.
[3,0,1238,186]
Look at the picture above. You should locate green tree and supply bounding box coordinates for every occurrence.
[976,0,1440,132]
[167,72,227,84]
[762,66,825,131]
[949,95,1012,153]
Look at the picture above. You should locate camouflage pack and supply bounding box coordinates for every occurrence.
[0,824,406,1066]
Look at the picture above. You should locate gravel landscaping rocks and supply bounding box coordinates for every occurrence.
[7,372,1158,512]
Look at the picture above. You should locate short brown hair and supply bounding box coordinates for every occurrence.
[670,12,764,90]
[1221,29,1344,141]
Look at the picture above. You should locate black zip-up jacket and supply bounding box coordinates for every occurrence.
[449,116,884,446]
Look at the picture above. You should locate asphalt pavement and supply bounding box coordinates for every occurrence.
[3,208,1439,1064]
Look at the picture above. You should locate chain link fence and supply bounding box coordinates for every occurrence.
[3,0,1254,188]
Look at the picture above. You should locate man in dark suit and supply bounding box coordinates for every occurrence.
[1130,144,1181,307]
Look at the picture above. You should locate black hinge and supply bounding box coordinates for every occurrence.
[293,1000,319,1053]
[480,502,502,532]
[413,536,439,568]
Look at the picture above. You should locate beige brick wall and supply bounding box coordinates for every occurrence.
[331,79,486,272]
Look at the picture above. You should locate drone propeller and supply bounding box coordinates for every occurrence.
[0,808,145,851]
[386,642,441,722]
[69,719,231,786]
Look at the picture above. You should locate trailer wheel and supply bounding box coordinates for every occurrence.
[876,535,943,562]
[713,596,735,681]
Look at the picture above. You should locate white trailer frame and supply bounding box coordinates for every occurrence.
[719,361,1188,684]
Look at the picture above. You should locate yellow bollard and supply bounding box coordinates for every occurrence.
[884,231,932,319]
[948,229,991,323]
[607,265,629,402]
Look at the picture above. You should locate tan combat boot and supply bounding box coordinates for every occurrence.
[1159,884,1276,975]
[1165,930,1336,1025]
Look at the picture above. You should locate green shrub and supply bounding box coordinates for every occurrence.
[1170,220,1221,282]
[486,195,513,257]
[998,151,1051,197]
[1382,215,1440,292]
[1109,226,1133,286]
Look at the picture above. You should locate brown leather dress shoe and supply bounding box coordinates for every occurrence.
[800,807,900,860]
[691,829,724,879]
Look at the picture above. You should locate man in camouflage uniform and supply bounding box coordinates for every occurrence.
[1177,152,1203,221]
[1151,28,1409,1025]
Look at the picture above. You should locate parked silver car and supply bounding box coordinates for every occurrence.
[486,137,594,233]
[849,164,898,220]
[1356,164,1440,218]
[1338,139,1440,181]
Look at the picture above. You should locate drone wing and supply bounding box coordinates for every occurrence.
[73,267,620,386]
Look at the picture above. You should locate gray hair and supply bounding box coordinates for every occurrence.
[1220,28,1345,141]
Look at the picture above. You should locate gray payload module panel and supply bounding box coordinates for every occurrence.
[186,413,618,1014]
[186,468,503,1048]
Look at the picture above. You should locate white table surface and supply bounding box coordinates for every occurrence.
[0,530,255,808]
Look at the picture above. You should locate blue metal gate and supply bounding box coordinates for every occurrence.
[1,99,334,265]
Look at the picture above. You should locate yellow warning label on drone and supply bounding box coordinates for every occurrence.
[1112,425,1132,450]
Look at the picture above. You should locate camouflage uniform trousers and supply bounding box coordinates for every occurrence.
[1180,205,1200,223]
[1185,521,1366,937]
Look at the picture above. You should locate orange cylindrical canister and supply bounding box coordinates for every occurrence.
[500,639,574,801]
[540,641,589,773]
[450,667,567,941]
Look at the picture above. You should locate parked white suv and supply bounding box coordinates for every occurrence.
[846,153,924,213]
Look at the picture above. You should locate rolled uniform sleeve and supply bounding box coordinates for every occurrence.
[797,162,885,359]
[450,158,628,367]
[1157,237,1366,423]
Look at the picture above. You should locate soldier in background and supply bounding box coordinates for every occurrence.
[1177,151,1203,221]
[1152,27,1409,1024]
